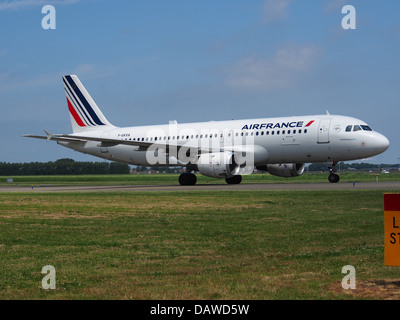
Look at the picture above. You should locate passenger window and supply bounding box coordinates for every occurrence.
[346,125,352,132]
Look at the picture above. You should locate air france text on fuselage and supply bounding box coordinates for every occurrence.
[241,120,314,130]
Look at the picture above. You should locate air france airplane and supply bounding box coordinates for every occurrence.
[25,75,390,185]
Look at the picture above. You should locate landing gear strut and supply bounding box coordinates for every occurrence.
[327,161,340,183]
[178,173,197,185]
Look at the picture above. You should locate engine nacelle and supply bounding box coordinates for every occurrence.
[197,152,240,178]
[265,163,305,178]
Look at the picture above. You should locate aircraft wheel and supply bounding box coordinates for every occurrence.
[225,175,242,185]
[179,173,197,185]
[328,173,340,183]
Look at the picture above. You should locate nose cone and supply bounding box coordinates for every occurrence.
[372,133,390,155]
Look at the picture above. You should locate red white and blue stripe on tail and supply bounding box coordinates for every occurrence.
[63,75,113,132]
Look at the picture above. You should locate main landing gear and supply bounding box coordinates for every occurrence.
[225,175,242,184]
[178,173,197,186]
[327,161,340,183]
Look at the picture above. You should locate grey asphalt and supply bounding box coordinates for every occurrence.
[1,181,400,192]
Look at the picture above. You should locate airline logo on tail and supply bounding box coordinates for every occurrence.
[63,75,106,127]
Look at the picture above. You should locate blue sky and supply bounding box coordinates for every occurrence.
[1,0,399,164]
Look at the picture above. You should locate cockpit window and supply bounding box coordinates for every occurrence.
[346,124,373,132]
[361,125,372,131]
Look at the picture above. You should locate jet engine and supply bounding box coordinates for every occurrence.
[262,163,305,178]
[197,152,240,178]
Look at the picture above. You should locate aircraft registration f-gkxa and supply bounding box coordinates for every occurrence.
[24,75,390,185]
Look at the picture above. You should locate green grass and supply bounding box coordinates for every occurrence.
[1,171,399,187]
[1,189,400,299]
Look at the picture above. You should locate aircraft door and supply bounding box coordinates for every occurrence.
[318,119,331,144]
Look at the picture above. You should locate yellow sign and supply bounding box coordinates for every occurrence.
[384,194,400,266]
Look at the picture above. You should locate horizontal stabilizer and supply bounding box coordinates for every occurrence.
[24,130,87,143]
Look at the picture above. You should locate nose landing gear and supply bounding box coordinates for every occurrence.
[328,161,340,183]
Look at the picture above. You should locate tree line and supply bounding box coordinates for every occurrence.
[0,158,131,175]
[307,162,398,172]
[1,159,397,176]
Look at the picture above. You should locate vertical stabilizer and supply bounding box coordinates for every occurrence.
[62,75,115,133]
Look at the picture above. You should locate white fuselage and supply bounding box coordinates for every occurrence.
[59,114,390,167]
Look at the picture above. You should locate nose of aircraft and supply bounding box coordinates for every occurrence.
[372,132,390,154]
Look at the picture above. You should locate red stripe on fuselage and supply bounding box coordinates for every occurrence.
[67,98,86,127]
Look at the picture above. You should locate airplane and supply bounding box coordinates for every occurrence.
[24,75,390,185]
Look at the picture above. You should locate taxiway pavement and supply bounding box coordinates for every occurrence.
[1,181,400,192]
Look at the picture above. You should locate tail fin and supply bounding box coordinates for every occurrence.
[62,75,115,133]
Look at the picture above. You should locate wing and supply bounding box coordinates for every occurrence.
[23,130,217,153]
[24,130,154,147]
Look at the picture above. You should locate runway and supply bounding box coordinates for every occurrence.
[1,181,400,192]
